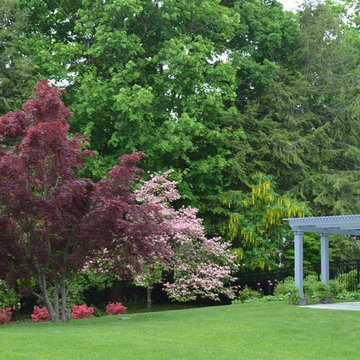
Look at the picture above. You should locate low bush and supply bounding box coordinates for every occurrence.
[273,279,301,305]
[106,302,127,316]
[303,274,320,298]
[329,279,346,297]
[71,304,95,319]
[236,286,261,303]
[31,306,51,322]
[274,280,298,297]
[0,280,20,308]
[0,308,12,325]
[335,290,360,301]
[233,295,287,304]
[337,270,358,291]
[312,282,330,302]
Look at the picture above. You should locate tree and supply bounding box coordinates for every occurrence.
[0,80,169,322]
[134,171,237,307]
[292,1,360,215]
[227,0,299,109]
[18,0,244,209]
[230,1,360,215]
[222,175,308,270]
[0,0,38,115]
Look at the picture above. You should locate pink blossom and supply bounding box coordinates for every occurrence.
[134,171,237,302]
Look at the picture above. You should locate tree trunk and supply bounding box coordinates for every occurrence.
[147,286,152,312]
[38,274,59,322]
[54,281,59,321]
[61,272,71,322]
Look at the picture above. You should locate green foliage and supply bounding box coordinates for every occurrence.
[36,271,115,308]
[311,282,331,303]
[232,294,287,304]
[288,3,360,215]
[273,279,301,304]
[235,285,261,303]
[4,0,360,247]
[303,274,319,299]
[337,269,359,291]
[229,0,299,107]
[330,235,360,262]
[20,0,243,209]
[0,280,20,308]
[223,175,308,270]
[274,280,298,297]
[335,290,360,302]
[227,1,360,217]
[0,0,38,115]
[329,279,346,298]
[282,233,321,268]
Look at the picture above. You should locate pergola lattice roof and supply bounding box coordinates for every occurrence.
[284,214,360,236]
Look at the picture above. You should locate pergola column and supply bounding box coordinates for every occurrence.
[321,233,329,285]
[294,230,304,297]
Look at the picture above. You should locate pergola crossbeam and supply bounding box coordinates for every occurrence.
[292,226,360,236]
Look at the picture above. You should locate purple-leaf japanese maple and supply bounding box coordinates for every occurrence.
[0,81,168,322]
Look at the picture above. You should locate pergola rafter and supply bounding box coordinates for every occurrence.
[283,215,360,302]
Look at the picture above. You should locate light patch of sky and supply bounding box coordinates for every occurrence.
[278,0,301,11]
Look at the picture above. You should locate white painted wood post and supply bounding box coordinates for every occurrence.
[294,231,304,298]
[321,233,329,284]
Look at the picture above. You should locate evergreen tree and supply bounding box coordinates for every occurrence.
[230,1,360,215]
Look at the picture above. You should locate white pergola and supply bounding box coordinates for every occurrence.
[284,215,360,300]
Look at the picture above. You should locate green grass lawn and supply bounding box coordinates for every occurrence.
[1,302,360,360]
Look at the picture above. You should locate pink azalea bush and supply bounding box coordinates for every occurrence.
[135,171,237,302]
[0,308,12,325]
[31,306,50,322]
[71,304,95,319]
[105,302,127,316]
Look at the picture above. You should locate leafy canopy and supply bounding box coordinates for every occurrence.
[0,80,170,322]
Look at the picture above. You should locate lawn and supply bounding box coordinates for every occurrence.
[1,302,360,360]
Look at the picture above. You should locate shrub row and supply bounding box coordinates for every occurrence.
[233,274,360,305]
[0,302,127,325]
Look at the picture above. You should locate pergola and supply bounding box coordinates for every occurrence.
[283,215,360,300]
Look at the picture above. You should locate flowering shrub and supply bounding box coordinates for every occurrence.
[0,308,12,325]
[135,171,237,302]
[31,306,51,322]
[71,304,95,319]
[105,302,127,316]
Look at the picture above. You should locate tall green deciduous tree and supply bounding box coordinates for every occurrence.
[16,0,360,225]
[0,0,38,115]
[20,0,244,207]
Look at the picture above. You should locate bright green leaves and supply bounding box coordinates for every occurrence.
[63,0,242,205]
[110,85,155,152]
[223,175,308,270]
[0,0,38,115]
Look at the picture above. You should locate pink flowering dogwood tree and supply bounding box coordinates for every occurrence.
[134,171,237,309]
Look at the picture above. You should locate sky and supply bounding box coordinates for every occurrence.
[278,0,301,11]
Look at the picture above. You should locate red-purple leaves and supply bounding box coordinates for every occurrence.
[82,152,170,279]
[22,80,73,125]
[0,111,29,141]
[0,80,170,318]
